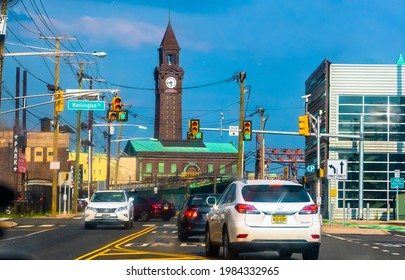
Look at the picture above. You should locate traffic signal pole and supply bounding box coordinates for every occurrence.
[237,72,246,178]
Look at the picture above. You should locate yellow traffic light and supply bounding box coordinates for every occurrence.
[107,110,117,121]
[112,96,122,111]
[243,120,252,141]
[316,168,325,178]
[298,115,309,136]
[55,89,64,112]
[187,119,202,140]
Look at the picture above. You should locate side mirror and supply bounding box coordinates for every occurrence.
[206,196,217,206]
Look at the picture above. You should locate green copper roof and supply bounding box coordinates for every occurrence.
[125,140,238,154]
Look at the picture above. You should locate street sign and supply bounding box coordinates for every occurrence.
[327,159,348,180]
[68,100,105,111]
[390,177,404,189]
[306,164,316,173]
[395,169,400,178]
[229,126,239,136]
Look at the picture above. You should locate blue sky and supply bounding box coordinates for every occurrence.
[2,0,405,173]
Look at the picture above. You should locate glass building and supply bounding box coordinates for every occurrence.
[305,58,405,220]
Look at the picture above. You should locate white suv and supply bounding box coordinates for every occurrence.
[84,190,134,229]
[205,179,321,259]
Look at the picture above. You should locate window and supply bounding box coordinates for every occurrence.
[158,163,164,173]
[34,147,43,162]
[207,164,213,173]
[171,163,177,174]
[145,163,152,173]
[220,164,226,174]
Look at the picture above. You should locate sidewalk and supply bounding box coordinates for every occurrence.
[322,219,405,235]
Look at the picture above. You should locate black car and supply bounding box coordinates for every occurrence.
[177,193,221,241]
[130,195,176,222]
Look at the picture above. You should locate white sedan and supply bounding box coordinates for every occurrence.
[84,190,134,229]
[205,179,321,259]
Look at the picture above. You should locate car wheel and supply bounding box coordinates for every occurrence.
[302,245,320,260]
[177,221,188,241]
[205,226,219,258]
[278,250,293,259]
[140,210,149,221]
[123,220,132,229]
[223,227,238,260]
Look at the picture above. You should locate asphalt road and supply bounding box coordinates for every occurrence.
[0,217,405,260]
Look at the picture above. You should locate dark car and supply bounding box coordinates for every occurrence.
[77,199,88,212]
[177,193,221,241]
[132,196,175,222]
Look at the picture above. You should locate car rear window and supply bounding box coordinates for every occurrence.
[242,184,310,203]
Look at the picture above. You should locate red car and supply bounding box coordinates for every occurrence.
[131,196,176,221]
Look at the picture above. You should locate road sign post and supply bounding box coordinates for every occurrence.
[390,177,404,221]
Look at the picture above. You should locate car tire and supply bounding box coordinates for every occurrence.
[205,226,219,258]
[278,250,293,259]
[177,222,188,241]
[140,210,149,221]
[223,227,238,260]
[123,220,132,229]
[302,245,320,260]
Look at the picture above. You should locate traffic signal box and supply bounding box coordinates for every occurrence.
[108,95,128,122]
[187,119,203,140]
[243,120,252,141]
[55,89,64,112]
[298,115,310,136]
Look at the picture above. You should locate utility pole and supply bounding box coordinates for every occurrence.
[106,120,112,189]
[115,124,123,188]
[44,36,76,217]
[72,62,84,214]
[237,72,246,178]
[0,0,7,109]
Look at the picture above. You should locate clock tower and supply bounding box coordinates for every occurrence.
[154,21,184,141]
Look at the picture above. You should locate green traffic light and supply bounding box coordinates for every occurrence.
[117,111,128,122]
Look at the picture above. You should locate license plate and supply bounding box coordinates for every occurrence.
[164,206,169,210]
[102,214,110,219]
[272,215,287,224]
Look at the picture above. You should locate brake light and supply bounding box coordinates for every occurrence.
[234,203,260,214]
[185,209,198,218]
[152,203,159,209]
[299,204,318,214]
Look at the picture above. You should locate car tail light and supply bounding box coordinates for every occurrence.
[234,203,260,214]
[152,203,159,209]
[299,204,318,214]
[185,208,198,218]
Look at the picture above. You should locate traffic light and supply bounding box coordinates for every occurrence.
[107,110,118,121]
[117,110,128,122]
[316,168,325,178]
[55,89,64,112]
[298,115,310,136]
[243,120,252,141]
[187,119,203,140]
[112,96,122,111]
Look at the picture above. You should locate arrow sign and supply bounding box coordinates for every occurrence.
[327,159,348,180]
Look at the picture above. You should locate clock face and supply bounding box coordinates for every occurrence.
[165,77,177,88]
